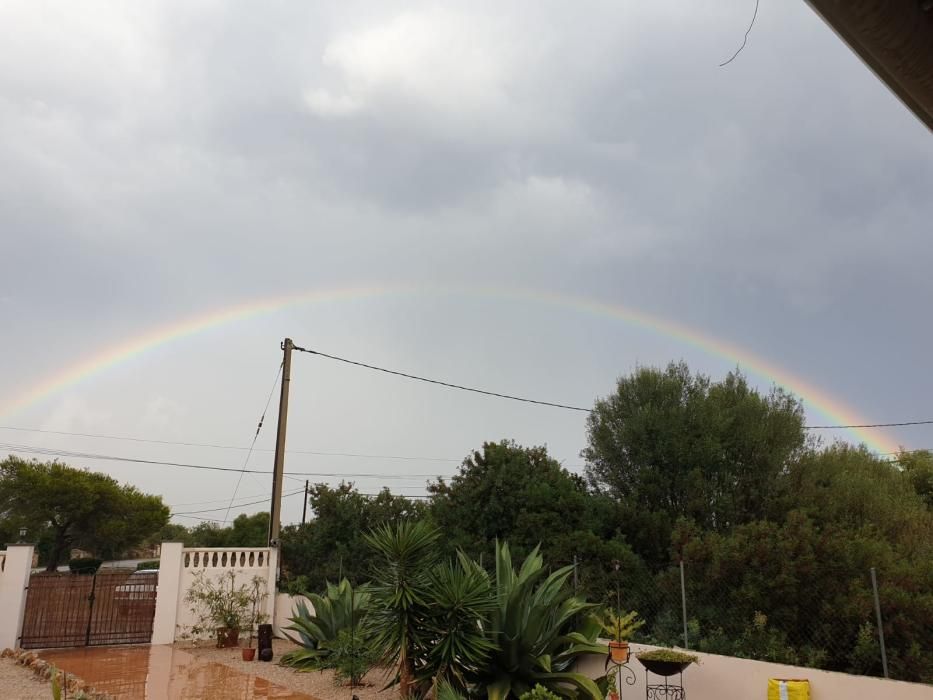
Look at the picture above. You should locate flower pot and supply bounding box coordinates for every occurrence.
[637,658,692,677]
[608,693,619,700]
[216,627,241,648]
[608,640,630,664]
[242,648,256,661]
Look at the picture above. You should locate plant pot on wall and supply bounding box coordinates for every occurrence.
[608,640,630,664]
[242,648,256,661]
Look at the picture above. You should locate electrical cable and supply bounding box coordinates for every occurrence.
[221,361,283,526]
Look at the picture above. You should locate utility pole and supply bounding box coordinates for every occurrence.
[301,479,309,525]
[268,338,293,548]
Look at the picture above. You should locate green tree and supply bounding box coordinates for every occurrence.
[428,441,600,560]
[280,483,426,591]
[898,449,933,508]
[0,457,169,570]
[583,364,806,561]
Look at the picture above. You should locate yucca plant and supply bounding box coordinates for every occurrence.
[478,542,606,699]
[280,578,370,671]
[365,520,442,698]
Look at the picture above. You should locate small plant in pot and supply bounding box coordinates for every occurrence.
[242,576,269,661]
[596,609,644,664]
[184,570,258,649]
[636,649,698,677]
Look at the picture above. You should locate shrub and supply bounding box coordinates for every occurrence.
[68,558,102,574]
[136,560,160,570]
[519,685,562,700]
[280,579,370,672]
[320,629,379,686]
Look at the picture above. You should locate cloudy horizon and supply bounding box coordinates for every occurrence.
[2,1,931,526]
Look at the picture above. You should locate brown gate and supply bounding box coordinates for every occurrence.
[20,570,158,649]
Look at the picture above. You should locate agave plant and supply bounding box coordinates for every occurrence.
[478,541,606,700]
[280,578,370,671]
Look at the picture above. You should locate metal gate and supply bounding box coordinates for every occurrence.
[20,569,158,649]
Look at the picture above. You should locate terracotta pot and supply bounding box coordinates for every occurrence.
[608,693,620,700]
[608,640,630,664]
[216,627,241,648]
[242,648,256,661]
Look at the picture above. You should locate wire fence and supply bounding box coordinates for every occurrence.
[559,550,932,684]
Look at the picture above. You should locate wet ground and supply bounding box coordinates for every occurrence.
[39,645,319,699]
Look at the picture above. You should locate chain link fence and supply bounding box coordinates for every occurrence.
[565,550,932,684]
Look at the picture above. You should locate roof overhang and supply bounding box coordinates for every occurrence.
[805,0,933,132]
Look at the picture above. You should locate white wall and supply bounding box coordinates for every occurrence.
[0,545,34,650]
[273,592,312,640]
[575,643,933,700]
[152,544,277,644]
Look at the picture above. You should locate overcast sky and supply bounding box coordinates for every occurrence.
[1,1,931,528]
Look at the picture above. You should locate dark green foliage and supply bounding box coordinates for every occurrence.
[276,364,933,683]
[279,483,426,592]
[0,457,169,570]
[136,560,160,570]
[68,557,102,574]
[320,629,380,686]
[519,685,563,700]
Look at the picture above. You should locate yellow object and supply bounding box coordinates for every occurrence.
[768,678,810,700]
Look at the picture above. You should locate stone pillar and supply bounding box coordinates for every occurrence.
[0,544,34,650]
[151,542,184,645]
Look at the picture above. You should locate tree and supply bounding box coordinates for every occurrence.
[428,441,598,562]
[280,483,426,592]
[188,512,269,548]
[583,364,806,561]
[0,457,169,570]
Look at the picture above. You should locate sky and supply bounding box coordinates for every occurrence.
[1,1,932,529]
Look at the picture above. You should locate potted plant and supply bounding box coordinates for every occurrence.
[596,609,644,664]
[636,649,698,677]
[241,576,269,661]
[184,571,256,648]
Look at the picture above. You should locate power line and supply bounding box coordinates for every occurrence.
[0,442,451,479]
[292,344,933,433]
[173,488,304,517]
[719,0,759,67]
[221,361,282,526]
[806,420,933,429]
[0,425,461,463]
[293,345,592,412]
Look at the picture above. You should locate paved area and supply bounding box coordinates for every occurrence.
[39,645,318,699]
[0,656,53,700]
[183,639,396,700]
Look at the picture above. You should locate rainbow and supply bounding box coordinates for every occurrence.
[0,284,900,454]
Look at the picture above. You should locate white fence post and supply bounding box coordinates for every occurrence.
[151,542,184,645]
[0,544,34,650]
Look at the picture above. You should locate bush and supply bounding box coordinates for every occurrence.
[519,685,562,700]
[136,560,160,570]
[69,558,102,574]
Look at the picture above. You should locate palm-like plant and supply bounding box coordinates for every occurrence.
[479,542,606,699]
[364,520,441,698]
[280,578,370,671]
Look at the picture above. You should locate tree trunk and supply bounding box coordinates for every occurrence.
[45,528,70,572]
[399,649,414,698]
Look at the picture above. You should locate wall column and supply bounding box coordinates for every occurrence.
[0,544,35,650]
[151,542,184,645]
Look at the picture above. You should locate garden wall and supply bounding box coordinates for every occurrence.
[273,592,311,639]
[151,543,277,644]
[576,643,933,700]
[0,545,32,650]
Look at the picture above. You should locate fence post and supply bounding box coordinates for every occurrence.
[680,560,689,649]
[151,542,184,645]
[870,567,889,678]
[0,544,34,650]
